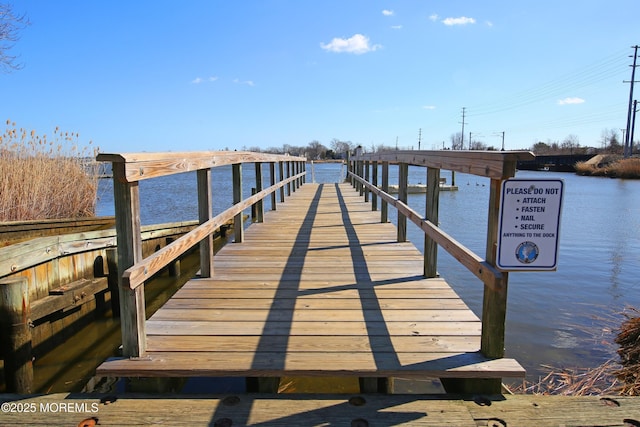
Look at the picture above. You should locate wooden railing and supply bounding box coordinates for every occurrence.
[96,151,307,357]
[347,149,535,363]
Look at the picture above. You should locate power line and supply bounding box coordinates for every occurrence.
[466,48,629,118]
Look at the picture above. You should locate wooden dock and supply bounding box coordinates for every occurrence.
[2,392,640,426]
[97,182,523,385]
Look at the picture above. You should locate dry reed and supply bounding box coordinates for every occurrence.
[614,308,640,395]
[0,119,100,221]
[512,308,640,396]
[575,157,640,178]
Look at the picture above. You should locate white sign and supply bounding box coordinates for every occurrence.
[496,179,564,271]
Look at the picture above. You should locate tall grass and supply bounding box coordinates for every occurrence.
[575,157,640,178]
[0,120,100,222]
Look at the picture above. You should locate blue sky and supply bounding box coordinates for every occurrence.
[1,1,638,153]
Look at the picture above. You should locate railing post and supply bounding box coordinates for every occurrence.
[345,151,351,184]
[481,177,509,357]
[279,161,285,202]
[397,163,408,242]
[197,168,214,278]
[255,162,264,222]
[0,277,33,393]
[269,162,277,210]
[232,163,244,243]
[302,161,306,184]
[381,161,389,223]
[479,164,513,394]
[286,161,291,196]
[358,160,364,196]
[364,161,370,203]
[371,161,378,211]
[424,167,440,278]
[112,162,146,357]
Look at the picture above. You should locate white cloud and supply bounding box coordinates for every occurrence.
[558,97,585,105]
[320,34,381,54]
[422,105,436,110]
[429,14,439,22]
[233,78,255,86]
[442,16,476,26]
[485,21,494,27]
[382,9,394,16]
[191,76,218,84]
[390,25,403,30]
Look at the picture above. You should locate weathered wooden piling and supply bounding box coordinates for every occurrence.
[0,277,33,393]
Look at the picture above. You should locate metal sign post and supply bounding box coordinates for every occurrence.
[496,179,564,271]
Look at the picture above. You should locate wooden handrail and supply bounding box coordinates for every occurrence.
[98,150,307,358]
[347,149,534,373]
[97,151,303,182]
[351,150,534,179]
[123,170,305,290]
[349,172,503,290]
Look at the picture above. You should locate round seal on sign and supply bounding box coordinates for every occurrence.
[515,241,539,264]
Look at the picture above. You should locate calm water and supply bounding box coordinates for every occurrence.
[94,162,640,381]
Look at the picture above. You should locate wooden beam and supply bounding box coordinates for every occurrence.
[424,167,440,278]
[232,163,244,244]
[197,168,213,278]
[397,163,408,243]
[112,162,146,357]
[352,150,534,179]
[97,151,306,182]
[0,277,33,393]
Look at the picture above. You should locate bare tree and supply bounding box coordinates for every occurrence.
[450,132,463,150]
[306,140,327,160]
[330,139,353,158]
[0,4,29,73]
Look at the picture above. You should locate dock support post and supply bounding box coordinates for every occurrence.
[278,161,285,203]
[246,377,280,393]
[397,163,408,242]
[359,378,388,394]
[255,162,264,223]
[112,163,146,357]
[0,277,33,393]
[381,162,389,223]
[479,176,510,394]
[364,161,370,203]
[105,248,120,317]
[371,161,378,211]
[286,162,291,196]
[269,162,277,210]
[232,163,244,243]
[198,168,214,278]
[424,167,440,278]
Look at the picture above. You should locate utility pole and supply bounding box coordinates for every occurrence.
[624,45,639,158]
[631,100,638,155]
[501,131,505,151]
[460,107,467,150]
[418,128,422,150]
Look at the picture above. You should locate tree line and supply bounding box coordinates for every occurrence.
[237,127,637,160]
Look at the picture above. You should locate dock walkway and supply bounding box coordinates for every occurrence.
[97,183,523,383]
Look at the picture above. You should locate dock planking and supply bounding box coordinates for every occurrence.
[96,183,524,382]
[1,393,639,426]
